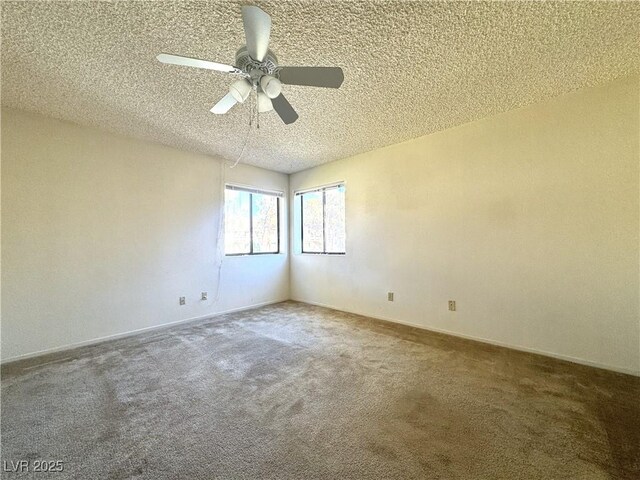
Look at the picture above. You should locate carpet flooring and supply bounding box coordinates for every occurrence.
[2,301,639,479]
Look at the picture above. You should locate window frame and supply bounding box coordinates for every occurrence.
[225,185,282,256]
[298,183,346,255]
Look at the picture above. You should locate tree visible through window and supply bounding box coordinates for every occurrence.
[225,186,280,255]
[299,184,345,254]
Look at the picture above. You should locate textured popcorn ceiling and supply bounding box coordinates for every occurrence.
[2,1,639,173]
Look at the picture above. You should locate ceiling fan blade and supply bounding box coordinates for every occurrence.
[242,6,271,62]
[157,53,244,75]
[210,92,238,114]
[278,67,344,88]
[272,93,299,125]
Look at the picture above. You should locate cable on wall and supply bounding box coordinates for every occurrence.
[213,90,258,302]
[211,160,226,304]
[228,87,256,169]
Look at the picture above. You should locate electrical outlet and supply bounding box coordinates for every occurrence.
[179,296,186,306]
[201,292,207,301]
[388,292,394,302]
[448,300,456,311]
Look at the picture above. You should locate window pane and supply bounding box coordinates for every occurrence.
[225,189,250,254]
[302,191,323,252]
[252,193,279,253]
[325,186,346,253]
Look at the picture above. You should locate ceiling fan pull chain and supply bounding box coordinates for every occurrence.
[249,90,254,127]
[256,88,260,130]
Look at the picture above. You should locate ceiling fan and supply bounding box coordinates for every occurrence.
[157,5,344,125]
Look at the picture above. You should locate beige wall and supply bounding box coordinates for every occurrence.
[1,108,289,361]
[3,76,638,374]
[290,75,640,375]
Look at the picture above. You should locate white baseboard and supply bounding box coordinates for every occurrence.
[6,298,638,377]
[295,298,640,377]
[1,299,286,365]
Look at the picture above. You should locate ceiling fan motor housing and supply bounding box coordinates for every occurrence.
[236,46,279,82]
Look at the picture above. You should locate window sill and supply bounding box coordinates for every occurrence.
[225,252,284,257]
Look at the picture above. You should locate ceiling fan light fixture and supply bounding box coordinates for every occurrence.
[257,92,273,112]
[260,75,282,99]
[157,5,344,124]
[229,79,251,103]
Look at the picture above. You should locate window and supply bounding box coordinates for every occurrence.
[225,185,281,255]
[298,183,345,254]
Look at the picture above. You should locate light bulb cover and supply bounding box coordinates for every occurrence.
[257,92,273,112]
[229,79,251,103]
[259,75,282,99]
